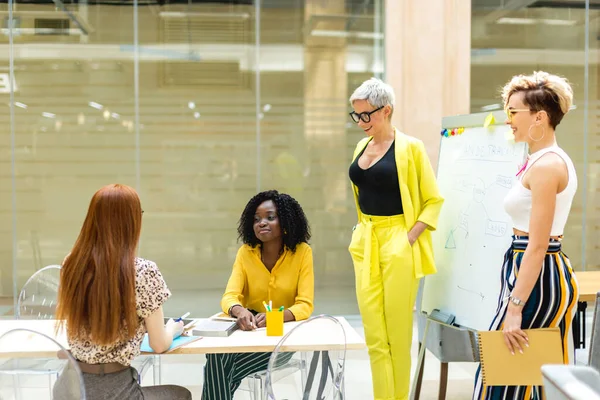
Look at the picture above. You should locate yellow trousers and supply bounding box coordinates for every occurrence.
[349,214,419,400]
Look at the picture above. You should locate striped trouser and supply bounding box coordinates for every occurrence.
[472,236,579,400]
[201,351,293,400]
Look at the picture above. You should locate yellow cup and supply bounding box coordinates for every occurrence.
[266,310,284,336]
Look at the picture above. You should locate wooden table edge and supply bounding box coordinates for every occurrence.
[579,293,596,303]
[143,342,367,355]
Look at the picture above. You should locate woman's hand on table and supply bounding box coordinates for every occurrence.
[165,318,184,339]
[255,313,266,328]
[232,306,256,331]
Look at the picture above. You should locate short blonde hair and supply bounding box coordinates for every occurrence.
[349,77,395,109]
[502,71,573,129]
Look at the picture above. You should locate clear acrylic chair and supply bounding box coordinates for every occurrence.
[17,265,61,320]
[239,353,307,400]
[1,265,66,395]
[542,365,600,400]
[265,314,346,400]
[16,264,154,385]
[131,354,159,385]
[0,328,86,400]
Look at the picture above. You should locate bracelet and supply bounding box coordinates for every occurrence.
[228,305,242,317]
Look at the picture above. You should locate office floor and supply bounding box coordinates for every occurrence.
[148,312,594,400]
[0,308,592,399]
[144,316,477,400]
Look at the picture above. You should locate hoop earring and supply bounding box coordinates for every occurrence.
[528,124,545,142]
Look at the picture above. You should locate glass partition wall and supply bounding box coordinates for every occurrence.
[0,0,385,318]
[471,0,596,271]
[4,0,595,320]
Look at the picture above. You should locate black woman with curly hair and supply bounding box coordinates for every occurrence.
[202,190,314,400]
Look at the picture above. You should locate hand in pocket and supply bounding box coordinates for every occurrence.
[407,233,416,246]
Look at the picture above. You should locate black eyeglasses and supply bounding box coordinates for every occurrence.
[349,106,384,123]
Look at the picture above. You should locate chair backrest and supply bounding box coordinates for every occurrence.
[17,265,61,320]
[0,328,86,399]
[542,365,600,400]
[589,292,600,369]
[265,314,346,400]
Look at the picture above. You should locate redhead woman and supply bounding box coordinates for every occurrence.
[55,184,191,399]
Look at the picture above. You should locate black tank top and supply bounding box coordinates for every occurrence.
[348,141,403,216]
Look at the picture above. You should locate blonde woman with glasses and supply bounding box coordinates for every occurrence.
[347,77,444,400]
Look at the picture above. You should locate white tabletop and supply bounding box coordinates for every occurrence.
[0,316,366,357]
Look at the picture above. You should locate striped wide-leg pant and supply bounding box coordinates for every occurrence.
[201,351,294,400]
[472,236,579,400]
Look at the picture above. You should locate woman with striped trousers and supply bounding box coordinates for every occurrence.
[473,71,580,400]
[202,190,314,400]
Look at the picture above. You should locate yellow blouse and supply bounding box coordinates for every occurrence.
[221,242,314,321]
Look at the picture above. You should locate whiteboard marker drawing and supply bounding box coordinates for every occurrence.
[422,122,527,331]
[457,285,485,301]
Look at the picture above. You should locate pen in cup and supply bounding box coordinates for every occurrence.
[278,306,284,312]
[263,301,273,311]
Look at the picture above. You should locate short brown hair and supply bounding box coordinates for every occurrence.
[502,71,573,129]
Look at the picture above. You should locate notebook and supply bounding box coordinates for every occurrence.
[209,312,237,322]
[191,319,239,337]
[140,334,202,354]
[478,328,563,386]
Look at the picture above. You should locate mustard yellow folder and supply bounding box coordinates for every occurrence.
[478,328,563,386]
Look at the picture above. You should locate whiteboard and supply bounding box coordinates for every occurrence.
[420,120,527,331]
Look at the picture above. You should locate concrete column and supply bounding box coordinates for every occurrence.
[385,0,471,168]
[303,0,347,211]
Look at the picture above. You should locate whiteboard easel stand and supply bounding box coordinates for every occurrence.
[410,292,480,400]
[410,111,523,399]
[410,312,479,400]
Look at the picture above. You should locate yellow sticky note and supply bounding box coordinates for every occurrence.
[484,113,496,128]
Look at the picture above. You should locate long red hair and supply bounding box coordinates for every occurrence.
[56,184,142,345]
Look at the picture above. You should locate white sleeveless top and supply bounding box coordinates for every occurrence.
[503,145,577,236]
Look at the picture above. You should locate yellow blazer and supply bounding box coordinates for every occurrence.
[351,128,444,278]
